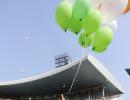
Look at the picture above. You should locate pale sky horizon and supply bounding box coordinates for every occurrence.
[0,0,129,99]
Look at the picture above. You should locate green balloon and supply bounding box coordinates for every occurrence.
[92,27,114,53]
[69,15,82,35]
[56,1,72,31]
[78,32,93,48]
[73,0,91,21]
[92,45,107,53]
[83,9,103,36]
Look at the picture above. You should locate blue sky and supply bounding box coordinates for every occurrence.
[0,0,129,99]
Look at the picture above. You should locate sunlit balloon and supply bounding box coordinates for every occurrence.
[55,0,127,53]
[101,0,128,21]
[72,0,91,21]
[91,0,103,8]
[92,27,114,53]
[78,32,93,48]
[69,15,82,35]
[66,0,74,5]
[102,20,118,33]
[83,9,103,36]
[56,1,72,31]
[124,0,130,13]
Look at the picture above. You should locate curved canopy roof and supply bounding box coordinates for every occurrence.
[126,69,130,76]
[0,55,123,97]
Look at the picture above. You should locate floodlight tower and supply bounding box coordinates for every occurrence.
[55,53,72,68]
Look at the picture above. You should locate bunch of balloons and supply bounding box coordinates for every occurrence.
[55,0,130,53]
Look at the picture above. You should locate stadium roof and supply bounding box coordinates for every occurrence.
[126,69,130,76]
[0,55,123,97]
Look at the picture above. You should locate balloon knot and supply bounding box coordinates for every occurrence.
[92,47,96,50]
[82,42,84,46]
[79,18,82,21]
[76,32,78,35]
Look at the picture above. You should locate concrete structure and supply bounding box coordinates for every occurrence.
[126,69,130,76]
[0,55,123,99]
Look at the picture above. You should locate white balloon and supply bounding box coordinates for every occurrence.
[101,0,128,21]
[91,0,103,8]
[102,20,118,33]
[65,0,74,5]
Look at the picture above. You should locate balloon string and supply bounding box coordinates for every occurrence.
[67,48,85,94]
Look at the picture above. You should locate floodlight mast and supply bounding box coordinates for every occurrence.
[55,52,72,68]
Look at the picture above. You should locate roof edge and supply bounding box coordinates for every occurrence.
[87,54,124,94]
[0,56,88,85]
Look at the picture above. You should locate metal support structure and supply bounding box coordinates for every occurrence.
[89,89,91,100]
[102,86,105,100]
[29,97,31,100]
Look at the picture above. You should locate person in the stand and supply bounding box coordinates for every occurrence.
[61,94,65,100]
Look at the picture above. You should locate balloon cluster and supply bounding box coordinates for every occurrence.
[55,0,129,53]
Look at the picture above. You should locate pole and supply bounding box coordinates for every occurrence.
[102,86,105,100]
[29,97,31,100]
[89,89,91,100]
